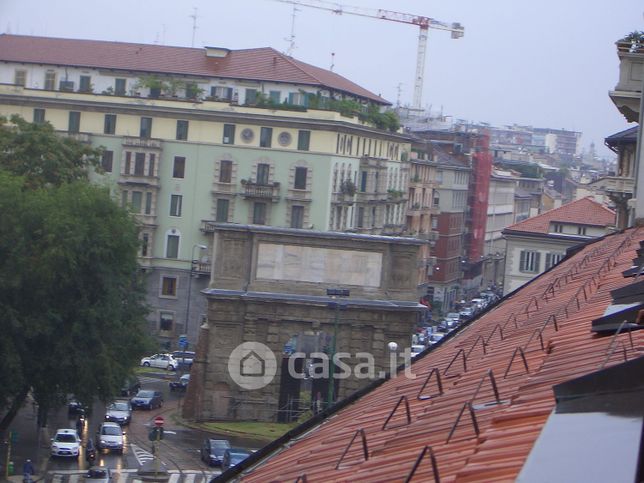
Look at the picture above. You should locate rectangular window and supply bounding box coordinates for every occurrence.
[14,70,26,86]
[101,150,114,173]
[545,252,565,270]
[245,88,257,105]
[216,199,230,222]
[124,152,132,175]
[148,154,155,177]
[519,250,541,273]
[145,192,152,215]
[253,202,267,225]
[33,108,45,124]
[114,78,126,96]
[176,120,189,140]
[104,114,116,134]
[223,124,235,144]
[140,117,152,139]
[159,312,174,332]
[291,205,304,229]
[294,167,307,190]
[219,160,232,183]
[170,194,183,217]
[269,90,281,104]
[79,75,91,92]
[131,191,143,213]
[141,233,149,257]
[211,86,233,100]
[357,207,365,228]
[577,226,587,236]
[260,127,273,148]
[134,153,145,176]
[68,111,81,133]
[121,190,128,208]
[553,223,563,233]
[257,163,270,185]
[297,130,311,151]
[161,277,177,297]
[166,234,180,259]
[360,171,368,192]
[173,157,186,178]
[44,70,56,90]
[59,80,74,92]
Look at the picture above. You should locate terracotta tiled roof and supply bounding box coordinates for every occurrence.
[0,34,389,105]
[238,227,644,482]
[504,196,615,234]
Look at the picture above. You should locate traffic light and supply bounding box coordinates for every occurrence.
[148,427,164,441]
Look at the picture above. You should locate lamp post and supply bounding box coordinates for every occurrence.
[185,244,207,345]
[326,288,350,407]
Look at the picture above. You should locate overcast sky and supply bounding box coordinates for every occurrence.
[3,0,643,157]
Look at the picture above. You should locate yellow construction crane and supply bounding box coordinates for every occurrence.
[274,0,464,111]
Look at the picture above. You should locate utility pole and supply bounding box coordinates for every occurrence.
[285,4,299,56]
[325,288,350,407]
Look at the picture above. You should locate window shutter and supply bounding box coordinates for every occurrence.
[534,252,541,273]
[545,253,552,270]
[520,251,526,272]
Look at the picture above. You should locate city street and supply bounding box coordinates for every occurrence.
[2,371,264,482]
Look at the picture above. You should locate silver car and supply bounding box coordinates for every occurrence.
[104,400,132,425]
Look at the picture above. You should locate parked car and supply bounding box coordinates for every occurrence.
[130,389,163,410]
[222,448,252,471]
[429,332,446,344]
[169,374,190,392]
[95,422,124,453]
[172,351,195,368]
[104,400,132,425]
[120,376,141,397]
[410,345,426,358]
[459,307,474,319]
[140,353,178,371]
[201,438,231,466]
[50,428,81,458]
[86,466,112,482]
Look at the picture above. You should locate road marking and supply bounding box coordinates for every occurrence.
[130,443,155,465]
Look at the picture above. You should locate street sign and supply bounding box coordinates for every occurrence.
[154,416,164,427]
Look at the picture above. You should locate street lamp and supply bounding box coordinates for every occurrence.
[326,288,350,407]
[185,244,207,346]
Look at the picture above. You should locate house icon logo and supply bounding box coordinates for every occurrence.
[228,342,277,390]
[240,350,265,377]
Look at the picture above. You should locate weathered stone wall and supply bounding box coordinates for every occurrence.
[183,225,425,422]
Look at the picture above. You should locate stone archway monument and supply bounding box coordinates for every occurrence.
[183,224,426,422]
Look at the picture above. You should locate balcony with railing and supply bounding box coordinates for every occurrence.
[118,173,160,188]
[589,175,635,195]
[609,37,644,122]
[122,137,163,149]
[241,180,280,201]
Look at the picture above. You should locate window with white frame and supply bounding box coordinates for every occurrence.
[545,252,565,269]
[170,195,183,217]
[166,232,180,259]
[160,276,177,297]
[14,70,26,86]
[159,312,174,332]
[519,250,541,273]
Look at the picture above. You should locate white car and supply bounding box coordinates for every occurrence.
[410,345,426,358]
[96,422,124,453]
[140,353,178,371]
[50,428,81,457]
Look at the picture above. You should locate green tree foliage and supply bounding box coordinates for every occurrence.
[0,115,101,189]
[0,117,151,431]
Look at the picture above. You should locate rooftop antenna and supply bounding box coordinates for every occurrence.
[285,4,300,56]
[330,52,335,71]
[190,7,198,47]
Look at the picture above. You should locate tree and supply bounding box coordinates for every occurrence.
[0,114,101,189]
[0,118,152,432]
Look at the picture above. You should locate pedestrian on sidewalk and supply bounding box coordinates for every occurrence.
[22,458,35,483]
